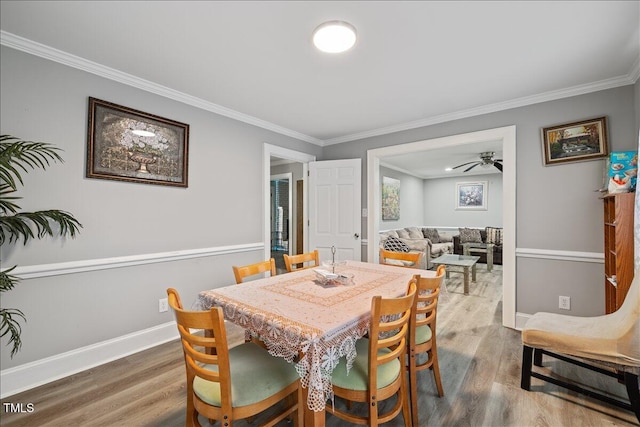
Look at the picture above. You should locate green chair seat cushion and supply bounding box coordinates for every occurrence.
[193,342,299,407]
[415,324,432,345]
[330,338,401,391]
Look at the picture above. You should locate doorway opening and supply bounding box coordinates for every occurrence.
[367,125,516,328]
[263,144,316,264]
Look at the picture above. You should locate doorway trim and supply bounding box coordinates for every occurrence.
[367,125,516,328]
[263,144,316,262]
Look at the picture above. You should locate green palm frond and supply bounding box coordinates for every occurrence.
[0,184,21,215]
[0,307,25,357]
[0,266,18,292]
[0,267,24,357]
[0,135,82,358]
[0,135,63,190]
[0,210,82,245]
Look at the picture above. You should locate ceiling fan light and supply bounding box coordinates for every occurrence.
[313,21,357,53]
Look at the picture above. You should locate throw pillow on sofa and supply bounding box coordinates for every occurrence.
[396,229,411,239]
[406,227,424,239]
[422,228,441,243]
[383,236,410,252]
[458,227,482,243]
[486,227,503,245]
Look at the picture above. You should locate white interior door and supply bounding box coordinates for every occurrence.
[309,159,361,262]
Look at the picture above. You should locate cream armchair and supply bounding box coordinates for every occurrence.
[521,270,640,422]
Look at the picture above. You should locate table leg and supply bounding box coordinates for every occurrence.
[463,266,469,295]
[487,248,493,272]
[472,263,477,282]
[302,388,325,427]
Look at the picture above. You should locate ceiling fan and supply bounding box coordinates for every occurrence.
[452,151,503,173]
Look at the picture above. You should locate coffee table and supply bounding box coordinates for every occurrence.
[462,242,494,272]
[430,253,480,295]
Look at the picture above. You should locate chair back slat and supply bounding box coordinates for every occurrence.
[369,281,417,379]
[167,289,232,394]
[284,250,320,272]
[233,258,276,283]
[379,248,422,268]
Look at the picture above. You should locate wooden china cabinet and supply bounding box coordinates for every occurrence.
[602,192,635,313]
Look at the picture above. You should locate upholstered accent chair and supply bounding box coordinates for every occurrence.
[521,270,640,422]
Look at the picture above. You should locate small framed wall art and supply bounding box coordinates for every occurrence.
[87,97,190,187]
[456,181,487,210]
[541,116,608,166]
[381,176,400,220]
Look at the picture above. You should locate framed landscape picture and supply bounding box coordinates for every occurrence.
[456,181,487,210]
[382,176,400,220]
[542,116,608,166]
[87,97,190,187]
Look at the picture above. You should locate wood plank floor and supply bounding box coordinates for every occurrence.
[2,264,638,426]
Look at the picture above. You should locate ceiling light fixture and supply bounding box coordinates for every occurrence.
[312,21,357,53]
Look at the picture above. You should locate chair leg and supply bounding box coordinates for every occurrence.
[623,372,640,423]
[521,345,533,390]
[409,352,419,427]
[533,348,544,367]
[431,348,445,397]
[401,372,412,427]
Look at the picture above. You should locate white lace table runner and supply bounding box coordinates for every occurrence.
[195,260,431,412]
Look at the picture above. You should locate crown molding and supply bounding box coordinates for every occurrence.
[0,31,323,146]
[324,73,638,146]
[2,30,637,148]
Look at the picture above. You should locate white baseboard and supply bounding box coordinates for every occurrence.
[515,312,531,331]
[0,322,178,399]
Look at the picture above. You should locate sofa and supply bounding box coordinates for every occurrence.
[379,227,454,270]
[452,227,503,265]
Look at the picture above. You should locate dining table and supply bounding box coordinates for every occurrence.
[194,259,433,427]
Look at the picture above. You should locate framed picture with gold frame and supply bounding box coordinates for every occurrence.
[87,97,189,187]
[542,116,608,166]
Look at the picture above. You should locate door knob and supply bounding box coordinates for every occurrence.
[354,233,360,239]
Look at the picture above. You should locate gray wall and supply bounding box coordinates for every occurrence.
[423,173,502,228]
[0,46,321,368]
[378,166,424,230]
[323,85,637,318]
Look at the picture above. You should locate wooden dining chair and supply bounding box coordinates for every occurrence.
[167,288,303,427]
[283,250,320,272]
[379,248,423,269]
[407,266,445,426]
[325,280,417,426]
[232,258,276,284]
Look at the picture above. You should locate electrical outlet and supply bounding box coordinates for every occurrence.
[159,298,169,313]
[559,296,571,310]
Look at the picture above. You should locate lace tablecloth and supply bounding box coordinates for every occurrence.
[195,260,432,412]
